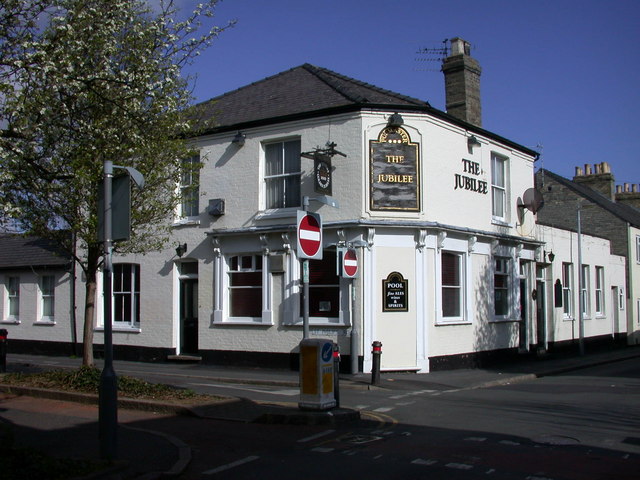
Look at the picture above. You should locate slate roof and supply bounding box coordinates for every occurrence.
[0,234,70,270]
[192,63,537,157]
[538,168,640,227]
[194,63,430,132]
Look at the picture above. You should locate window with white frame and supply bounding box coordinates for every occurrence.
[180,155,200,218]
[595,266,604,316]
[619,288,625,310]
[264,139,301,210]
[441,251,464,321]
[40,275,55,321]
[581,265,592,316]
[301,249,340,320]
[494,257,510,317]
[636,236,640,263]
[562,262,573,318]
[6,276,19,320]
[491,153,507,221]
[113,264,140,327]
[228,255,262,318]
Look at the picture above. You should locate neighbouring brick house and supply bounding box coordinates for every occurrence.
[535,164,640,345]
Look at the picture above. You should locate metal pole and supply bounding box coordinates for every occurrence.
[577,206,585,356]
[302,196,310,339]
[99,159,118,460]
[350,279,358,374]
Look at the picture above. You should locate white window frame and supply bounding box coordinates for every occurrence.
[436,249,469,324]
[263,139,302,212]
[581,264,590,318]
[227,254,264,321]
[636,235,640,264]
[562,262,573,319]
[491,153,508,222]
[112,263,140,328]
[619,288,625,310]
[493,256,511,320]
[595,266,605,316]
[39,274,56,323]
[179,155,200,219]
[4,276,20,322]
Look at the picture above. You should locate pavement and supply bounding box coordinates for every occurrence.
[1,344,639,479]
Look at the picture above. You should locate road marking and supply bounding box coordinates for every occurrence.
[499,440,520,445]
[354,405,370,410]
[311,447,335,453]
[446,462,474,470]
[412,458,438,466]
[297,430,335,443]
[373,407,394,412]
[202,455,260,475]
[465,437,487,442]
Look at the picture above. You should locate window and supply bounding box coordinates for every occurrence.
[264,139,301,209]
[494,257,510,317]
[40,275,55,321]
[6,276,19,320]
[441,251,464,320]
[491,153,507,220]
[636,236,640,263]
[113,264,140,326]
[619,288,625,310]
[562,262,573,318]
[303,250,340,319]
[580,265,590,317]
[180,155,200,217]
[595,266,604,316]
[228,255,262,318]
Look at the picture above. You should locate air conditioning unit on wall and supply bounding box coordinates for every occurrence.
[208,198,225,216]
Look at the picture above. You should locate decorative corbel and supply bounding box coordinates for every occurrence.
[516,243,524,258]
[491,239,499,254]
[281,233,291,253]
[260,234,270,255]
[437,231,447,252]
[336,229,347,248]
[366,228,375,250]
[416,229,428,252]
[468,236,477,253]
[211,236,221,257]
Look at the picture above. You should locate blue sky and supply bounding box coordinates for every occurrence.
[184,0,639,186]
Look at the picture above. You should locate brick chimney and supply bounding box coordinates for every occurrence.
[573,162,615,200]
[615,183,640,210]
[442,38,482,127]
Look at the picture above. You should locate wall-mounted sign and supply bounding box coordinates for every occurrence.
[383,271,408,312]
[454,159,488,194]
[314,154,332,196]
[370,126,420,211]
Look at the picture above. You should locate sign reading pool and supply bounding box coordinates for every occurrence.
[383,271,408,312]
[369,126,420,211]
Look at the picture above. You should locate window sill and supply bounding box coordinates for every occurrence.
[34,320,56,326]
[491,219,511,228]
[562,315,574,322]
[212,319,273,326]
[1,319,20,325]
[172,218,201,227]
[490,317,519,323]
[436,320,472,326]
[95,326,141,333]
[284,319,348,328]
[256,208,299,220]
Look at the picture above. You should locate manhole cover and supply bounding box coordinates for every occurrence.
[532,435,580,446]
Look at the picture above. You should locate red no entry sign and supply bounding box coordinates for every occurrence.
[342,248,358,278]
[297,211,322,259]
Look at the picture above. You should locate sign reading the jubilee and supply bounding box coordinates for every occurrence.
[297,211,323,260]
[370,126,420,211]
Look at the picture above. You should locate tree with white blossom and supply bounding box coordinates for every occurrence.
[0,0,233,365]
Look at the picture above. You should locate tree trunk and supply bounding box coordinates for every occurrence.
[83,270,96,367]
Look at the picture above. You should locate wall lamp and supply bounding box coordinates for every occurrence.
[467,135,481,152]
[387,112,404,127]
[545,250,555,263]
[232,131,246,147]
[175,243,187,258]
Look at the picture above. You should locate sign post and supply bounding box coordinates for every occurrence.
[297,211,322,339]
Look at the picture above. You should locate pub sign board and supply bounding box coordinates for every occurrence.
[383,271,408,312]
[314,154,332,196]
[370,126,420,211]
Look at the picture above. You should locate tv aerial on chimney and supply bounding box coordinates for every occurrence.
[414,39,450,71]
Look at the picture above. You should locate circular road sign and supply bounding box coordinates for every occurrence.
[298,212,322,259]
[343,248,358,278]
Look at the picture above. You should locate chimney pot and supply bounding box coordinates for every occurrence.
[624,182,630,192]
[633,184,639,193]
[616,185,623,193]
[575,166,583,176]
[601,162,611,173]
[585,164,593,175]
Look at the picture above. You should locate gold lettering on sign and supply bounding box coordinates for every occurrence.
[385,155,405,163]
